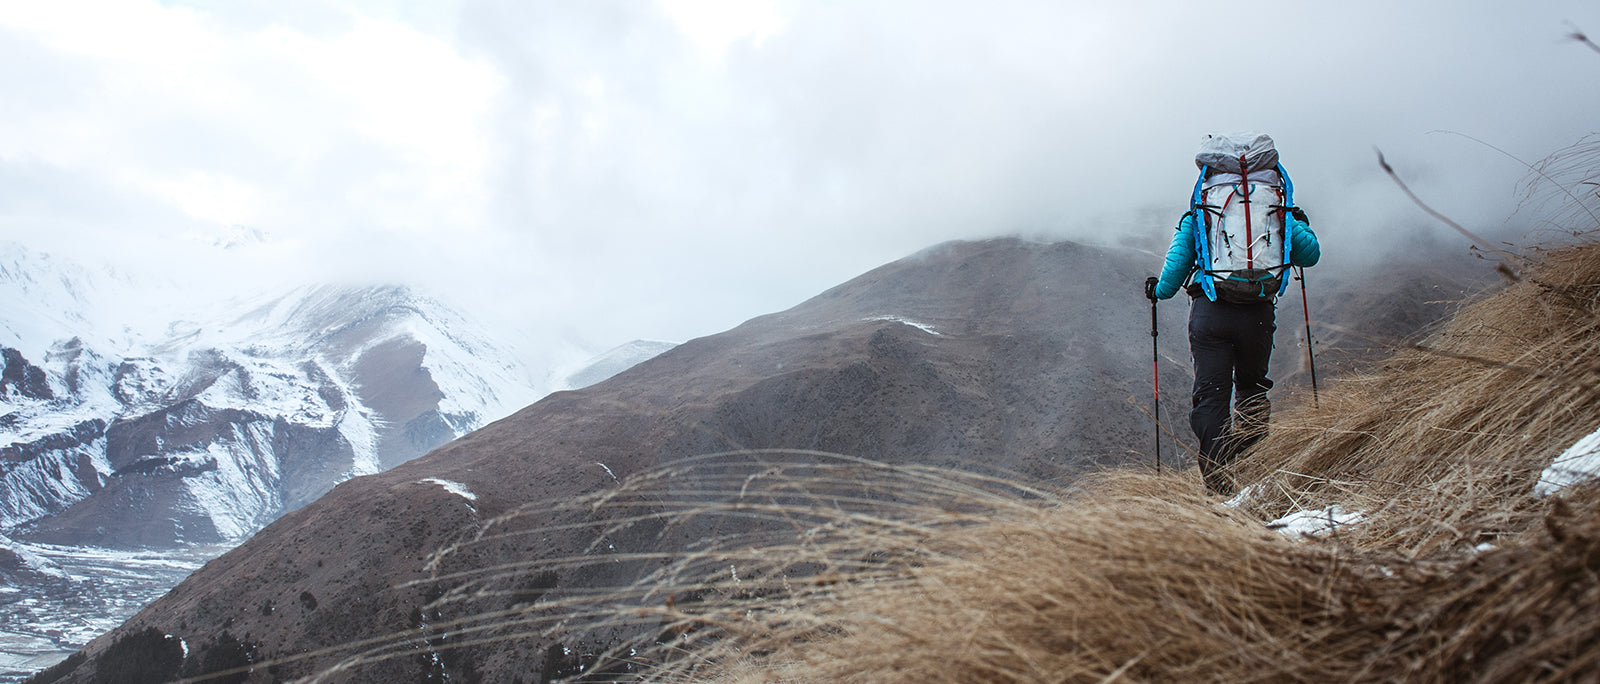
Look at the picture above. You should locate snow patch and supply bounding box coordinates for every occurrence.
[1221,483,1262,509]
[1535,424,1600,497]
[335,402,381,479]
[865,315,941,336]
[177,421,282,541]
[421,478,477,502]
[1267,506,1364,539]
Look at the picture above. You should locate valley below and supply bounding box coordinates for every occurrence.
[0,542,229,681]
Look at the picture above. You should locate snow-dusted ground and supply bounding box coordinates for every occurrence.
[1266,506,1365,539]
[420,477,477,502]
[1223,485,1367,541]
[1238,420,1600,546]
[864,315,942,336]
[0,541,228,682]
[1536,424,1600,497]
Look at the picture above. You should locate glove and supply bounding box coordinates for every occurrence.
[1288,206,1309,224]
[1144,276,1159,301]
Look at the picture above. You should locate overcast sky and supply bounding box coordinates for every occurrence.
[2,0,1598,358]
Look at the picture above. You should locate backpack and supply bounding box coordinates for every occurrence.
[1188,133,1297,304]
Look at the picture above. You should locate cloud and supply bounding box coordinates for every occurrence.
[1,0,1598,357]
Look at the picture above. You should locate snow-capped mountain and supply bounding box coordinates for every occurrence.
[0,243,130,364]
[0,244,543,548]
[0,242,687,677]
[557,339,679,390]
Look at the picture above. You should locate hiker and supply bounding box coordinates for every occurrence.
[1145,133,1320,496]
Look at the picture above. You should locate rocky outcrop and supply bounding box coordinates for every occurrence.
[0,348,52,401]
[0,419,107,529]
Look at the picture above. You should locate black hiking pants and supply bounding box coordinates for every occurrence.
[1188,297,1276,496]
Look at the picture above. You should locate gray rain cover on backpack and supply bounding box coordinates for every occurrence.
[1195,132,1279,175]
[1194,132,1290,303]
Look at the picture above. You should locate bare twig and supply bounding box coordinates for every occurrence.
[1566,22,1600,56]
[1376,149,1525,280]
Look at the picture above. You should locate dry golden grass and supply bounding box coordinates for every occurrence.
[675,482,1600,684]
[1234,242,1600,558]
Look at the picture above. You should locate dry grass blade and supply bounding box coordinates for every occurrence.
[1518,134,1600,240]
[1431,129,1600,231]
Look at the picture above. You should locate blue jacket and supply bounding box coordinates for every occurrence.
[1153,211,1320,300]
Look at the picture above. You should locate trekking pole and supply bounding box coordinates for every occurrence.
[1145,276,1161,474]
[1295,266,1320,406]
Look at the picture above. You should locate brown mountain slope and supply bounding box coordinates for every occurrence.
[36,236,1489,683]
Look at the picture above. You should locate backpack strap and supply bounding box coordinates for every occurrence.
[1190,166,1218,301]
[1275,163,1295,296]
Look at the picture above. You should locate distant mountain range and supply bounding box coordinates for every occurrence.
[0,242,674,678]
[0,252,538,547]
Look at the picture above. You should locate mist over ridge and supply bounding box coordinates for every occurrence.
[1,1,1596,355]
